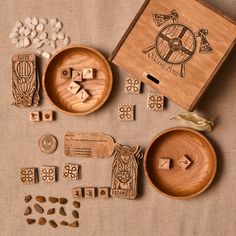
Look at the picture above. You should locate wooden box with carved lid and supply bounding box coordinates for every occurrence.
[110,0,236,111]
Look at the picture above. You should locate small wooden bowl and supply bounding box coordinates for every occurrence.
[43,45,113,115]
[144,128,217,199]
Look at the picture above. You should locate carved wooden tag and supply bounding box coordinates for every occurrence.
[111,144,143,199]
[64,132,115,158]
[12,54,40,107]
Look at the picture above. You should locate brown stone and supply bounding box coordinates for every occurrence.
[72,210,79,219]
[36,196,46,203]
[38,217,47,225]
[49,220,57,228]
[73,201,80,208]
[48,197,58,203]
[59,198,67,204]
[26,219,36,225]
[24,206,31,216]
[24,195,32,203]
[34,203,44,214]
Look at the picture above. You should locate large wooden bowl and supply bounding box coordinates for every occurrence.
[144,128,217,199]
[43,45,113,115]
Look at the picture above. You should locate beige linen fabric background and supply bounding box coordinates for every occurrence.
[0,0,236,235]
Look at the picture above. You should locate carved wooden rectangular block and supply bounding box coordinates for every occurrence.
[110,0,236,111]
[29,111,41,121]
[118,104,135,121]
[20,168,37,184]
[177,155,192,169]
[63,163,81,180]
[82,68,95,79]
[84,187,96,198]
[159,158,170,169]
[147,94,164,111]
[124,74,142,94]
[67,81,81,94]
[72,70,83,82]
[42,111,53,121]
[76,88,90,102]
[98,187,110,199]
[40,166,57,183]
[72,187,84,198]
[61,67,71,79]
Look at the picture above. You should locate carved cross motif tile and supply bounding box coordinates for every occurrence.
[40,166,57,183]
[177,155,192,169]
[118,104,135,121]
[20,168,37,184]
[147,94,165,111]
[124,75,142,94]
[63,163,81,180]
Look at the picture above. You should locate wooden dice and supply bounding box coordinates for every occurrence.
[159,158,170,169]
[177,155,192,169]
[60,67,71,79]
[82,68,95,79]
[67,81,81,94]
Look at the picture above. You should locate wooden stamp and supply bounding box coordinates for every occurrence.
[40,166,57,183]
[76,88,90,102]
[67,81,81,94]
[72,187,84,198]
[72,70,83,82]
[38,134,58,154]
[60,67,71,79]
[63,163,81,180]
[177,155,192,169]
[12,54,40,107]
[20,168,37,184]
[29,111,41,121]
[159,158,171,169]
[82,68,95,79]
[111,144,143,199]
[147,94,164,111]
[118,104,135,121]
[124,74,142,94]
[84,187,96,198]
[98,187,110,199]
[42,111,53,121]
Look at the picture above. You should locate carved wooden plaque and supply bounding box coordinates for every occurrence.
[64,132,115,158]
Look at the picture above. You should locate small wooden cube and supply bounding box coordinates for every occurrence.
[118,104,135,121]
[20,168,37,184]
[67,81,81,94]
[159,158,170,170]
[98,187,110,199]
[42,111,53,121]
[29,111,41,121]
[40,166,57,183]
[76,88,90,102]
[124,74,142,94]
[84,187,96,198]
[72,70,83,82]
[63,163,81,181]
[177,155,192,169]
[61,67,71,79]
[82,68,95,79]
[72,187,84,199]
[147,94,165,111]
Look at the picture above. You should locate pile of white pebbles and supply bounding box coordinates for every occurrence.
[9,16,71,59]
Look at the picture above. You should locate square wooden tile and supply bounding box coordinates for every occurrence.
[63,163,81,181]
[177,155,192,169]
[124,75,142,94]
[20,168,37,184]
[76,88,90,103]
[72,70,83,82]
[84,187,96,198]
[40,166,57,183]
[72,187,84,199]
[82,68,95,79]
[98,187,110,199]
[42,111,53,121]
[67,81,81,94]
[60,67,71,79]
[147,94,164,111]
[118,104,135,121]
[159,158,170,170]
[29,111,41,122]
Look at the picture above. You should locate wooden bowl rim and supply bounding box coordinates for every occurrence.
[144,127,217,199]
[42,44,113,116]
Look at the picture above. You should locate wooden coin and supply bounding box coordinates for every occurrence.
[38,134,58,154]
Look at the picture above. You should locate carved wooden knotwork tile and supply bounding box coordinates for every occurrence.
[20,168,37,184]
[147,93,165,111]
[40,166,57,183]
[124,74,142,94]
[118,104,135,121]
[63,163,81,181]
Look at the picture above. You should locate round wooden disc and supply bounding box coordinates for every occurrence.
[43,45,113,115]
[144,128,217,199]
[38,134,58,154]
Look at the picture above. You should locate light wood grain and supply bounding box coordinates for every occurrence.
[43,45,113,115]
[144,128,217,199]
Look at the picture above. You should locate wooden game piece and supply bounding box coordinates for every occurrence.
[60,67,71,79]
[67,81,81,94]
[111,144,143,199]
[82,68,95,79]
[177,155,192,169]
[84,187,96,198]
[118,104,135,121]
[72,70,83,82]
[124,74,142,94]
[64,132,115,158]
[29,111,41,121]
[62,163,81,180]
[98,187,110,199]
[12,54,40,107]
[147,93,164,111]
[72,187,84,199]
[76,88,90,102]
[20,168,37,184]
[38,134,58,154]
[40,166,57,183]
[159,158,171,169]
[42,110,53,121]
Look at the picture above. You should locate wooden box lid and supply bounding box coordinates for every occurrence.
[110,0,236,111]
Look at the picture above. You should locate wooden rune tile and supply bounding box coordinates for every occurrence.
[72,187,84,199]
[63,163,81,180]
[61,67,71,79]
[42,111,53,121]
[98,187,110,199]
[72,70,83,82]
[84,187,96,198]
[177,155,192,169]
[118,104,135,121]
[82,68,95,79]
[159,158,170,169]
[29,111,41,121]
[147,93,164,111]
[124,74,142,94]
[76,88,90,102]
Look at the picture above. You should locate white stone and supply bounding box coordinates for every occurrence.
[29,24,36,30]
[39,32,47,40]
[36,49,42,56]
[34,41,44,49]
[32,37,40,45]
[15,21,23,28]
[52,27,61,33]
[39,17,48,24]
[9,32,19,39]
[25,17,32,25]
[19,27,25,35]
[50,18,58,26]
[64,36,70,45]
[23,37,31,48]
[12,26,19,33]
[50,41,56,49]
[51,32,58,41]
[55,21,62,29]
[15,42,23,49]
[19,39,24,48]
[36,23,44,32]
[57,32,65,40]
[44,38,50,45]
[30,31,37,39]
[42,51,51,59]
[11,38,18,44]
[32,16,39,26]
[24,28,31,36]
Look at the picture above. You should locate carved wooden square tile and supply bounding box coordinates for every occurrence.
[67,81,81,94]
[118,104,135,121]
[147,94,165,111]
[40,166,57,183]
[177,155,192,169]
[60,67,71,79]
[63,163,81,181]
[20,168,37,184]
[76,88,90,103]
[159,158,170,169]
[72,70,83,82]
[124,75,142,94]
[82,68,95,79]
[98,187,110,199]
[72,187,84,199]
[42,111,53,121]
[84,187,96,198]
[29,111,41,121]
